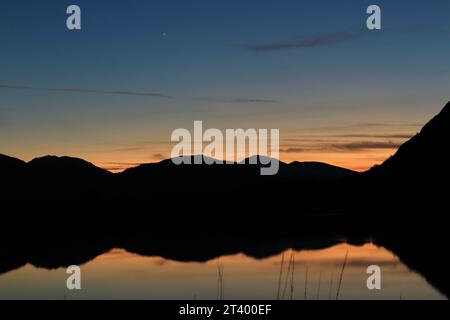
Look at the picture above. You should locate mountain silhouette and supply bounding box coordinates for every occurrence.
[0,154,26,197]
[27,155,112,178]
[355,101,450,216]
[1,101,449,221]
[1,101,450,298]
[0,154,25,169]
[121,155,354,183]
[286,161,356,181]
[0,154,25,176]
[369,101,450,179]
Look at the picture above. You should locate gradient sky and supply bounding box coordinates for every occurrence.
[1,0,450,171]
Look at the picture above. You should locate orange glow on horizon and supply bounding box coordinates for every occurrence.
[92,147,398,173]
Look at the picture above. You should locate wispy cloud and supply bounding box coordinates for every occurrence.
[280,148,306,153]
[329,133,414,139]
[243,25,439,52]
[243,31,368,52]
[99,161,143,172]
[0,84,166,98]
[108,140,167,153]
[281,133,414,142]
[101,161,143,166]
[182,96,277,104]
[281,140,403,153]
[330,141,402,151]
[296,123,422,132]
[0,84,277,104]
[152,153,166,160]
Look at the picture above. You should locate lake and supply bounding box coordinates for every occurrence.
[0,242,445,300]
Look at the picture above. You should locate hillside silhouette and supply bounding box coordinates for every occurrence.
[1,101,449,297]
[1,101,449,229]
[372,102,450,177]
[1,152,356,233]
[352,101,450,219]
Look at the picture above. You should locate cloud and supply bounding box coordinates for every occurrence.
[243,31,368,52]
[298,123,422,133]
[0,84,166,98]
[182,96,277,104]
[152,153,166,160]
[330,141,402,151]
[280,140,403,153]
[101,161,143,166]
[280,148,306,153]
[329,133,414,139]
[281,133,414,142]
[243,25,440,53]
[99,161,143,172]
[0,84,277,104]
[353,123,421,129]
[110,146,149,153]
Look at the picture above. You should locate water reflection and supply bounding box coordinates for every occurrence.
[0,243,445,300]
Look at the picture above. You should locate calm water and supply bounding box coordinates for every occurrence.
[0,242,446,300]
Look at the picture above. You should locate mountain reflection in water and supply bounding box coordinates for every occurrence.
[0,242,445,300]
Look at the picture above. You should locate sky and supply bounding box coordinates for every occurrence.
[1,0,450,171]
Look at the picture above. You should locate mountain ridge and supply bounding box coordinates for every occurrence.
[2,101,450,181]
[368,101,450,178]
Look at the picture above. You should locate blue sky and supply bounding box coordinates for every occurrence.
[1,0,450,170]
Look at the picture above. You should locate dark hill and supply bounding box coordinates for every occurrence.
[27,155,112,179]
[0,154,26,192]
[0,154,25,178]
[287,161,357,181]
[369,101,450,180]
[0,154,25,169]
[349,101,450,221]
[121,155,354,184]
[1,101,449,230]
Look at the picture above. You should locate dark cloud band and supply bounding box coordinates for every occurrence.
[243,31,368,52]
[0,84,277,104]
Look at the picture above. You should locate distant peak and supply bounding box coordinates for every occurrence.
[31,155,59,162]
[167,154,221,164]
[0,154,26,169]
[239,155,282,165]
[289,161,355,172]
[30,155,87,164]
[28,155,110,173]
[0,154,25,163]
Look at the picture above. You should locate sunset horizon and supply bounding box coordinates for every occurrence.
[1,0,449,306]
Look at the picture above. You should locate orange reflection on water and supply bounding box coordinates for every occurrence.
[0,243,445,300]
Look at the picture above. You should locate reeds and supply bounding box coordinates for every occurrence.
[216,260,225,300]
[283,252,295,300]
[335,250,349,300]
[304,264,308,300]
[316,270,322,300]
[290,254,295,300]
[328,272,334,300]
[276,253,285,300]
[277,251,296,300]
[275,249,350,300]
